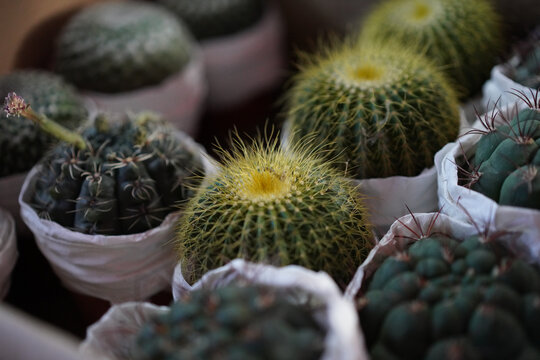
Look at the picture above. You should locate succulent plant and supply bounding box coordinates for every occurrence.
[0,70,87,177]
[511,29,540,90]
[134,285,326,360]
[4,93,204,235]
[356,234,540,360]
[175,134,373,286]
[284,41,460,180]
[459,94,540,209]
[54,1,193,93]
[360,0,502,98]
[156,0,264,41]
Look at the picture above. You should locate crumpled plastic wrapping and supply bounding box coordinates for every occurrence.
[81,260,366,360]
[19,131,216,304]
[0,208,17,299]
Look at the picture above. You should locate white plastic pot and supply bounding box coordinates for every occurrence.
[19,131,216,304]
[0,208,17,299]
[81,260,366,360]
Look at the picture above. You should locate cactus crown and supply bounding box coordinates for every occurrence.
[361,0,502,98]
[175,131,373,286]
[285,40,460,179]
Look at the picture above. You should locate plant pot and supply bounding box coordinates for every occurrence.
[0,208,17,299]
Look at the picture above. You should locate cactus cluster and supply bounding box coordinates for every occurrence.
[0,70,87,177]
[460,99,540,209]
[54,1,193,93]
[134,285,325,360]
[356,234,540,360]
[156,0,264,41]
[512,30,540,89]
[361,0,502,98]
[284,42,460,179]
[175,135,372,286]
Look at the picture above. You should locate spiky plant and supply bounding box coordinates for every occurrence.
[4,93,204,235]
[511,29,540,90]
[156,0,264,41]
[356,217,540,360]
[284,41,460,180]
[135,285,326,360]
[175,133,373,286]
[54,1,193,93]
[361,0,502,98]
[459,91,540,209]
[0,70,87,176]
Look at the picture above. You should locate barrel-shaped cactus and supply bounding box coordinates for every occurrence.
[357,234,540,360]
[0,70,87,176]
[156,0,264,40]
[361,0,502,98]
[54,1,193,93]
[175,135,372,285]
[512,30,540,90]
[4,93,204,235]
[284,41,460,180]
[135,285,326,360]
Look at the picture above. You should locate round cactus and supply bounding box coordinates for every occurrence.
[460,97,540,209]
[512,30,540,90]
[4,93,204,235]
[175,135,373,285]
[284,41,460,180]
[156,0,264,40]
[356,234,540,359]
[0,70,87,177]
[360,0,502,98]
[54,1,193,93]
[135,285,326,360]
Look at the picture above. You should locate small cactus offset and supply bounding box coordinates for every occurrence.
[0,71,87,176]
[54,1,193,93]
[460,93,540,209]
[284,41,460,180]
[356,233,540,360]
[134,285,326,360]
[4,94,204,235]
[175,134,373,286]
[156,0,264,40]
[361,0,502,98]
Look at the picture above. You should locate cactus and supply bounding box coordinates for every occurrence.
[460,94,540,209]
[511,29,540,90]
[360,0,502,98]
[156,0,264,41]
[356,234,540,359]
[175,134,373,286]
[4,93,204,235]
[284,41,460,179]
[0,70,87,177]
[134,285,326,360]
[54,1,193,93]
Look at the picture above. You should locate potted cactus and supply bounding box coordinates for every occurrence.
[53,1,206,135]
[283,39,461,235]
[4,93,213,303]
[81,261,364,360]
[346,212,540,360]
[156,0,285,109]
[0,208,17,300]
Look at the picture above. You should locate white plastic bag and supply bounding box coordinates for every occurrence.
[82,56,207,136]
[0,208,17,299]
[19,131,216,304]
[436,102,540,264]
[81,260,366,360]
[202,5,285,109]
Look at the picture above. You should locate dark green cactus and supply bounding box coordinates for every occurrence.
[284,41,460,180]
[356,234,540,359]
[512,29,540,89]
[0,71,87,176]
[54,1,193,93]
[156,0,264,40]
[461,100,540,210]
[134,285,326,360]
[360,0,502,98]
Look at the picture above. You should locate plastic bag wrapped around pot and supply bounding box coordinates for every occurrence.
[19,131,216,304]
[436,102,540,264]
[0,208,17,299]
[81,260,366,360]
